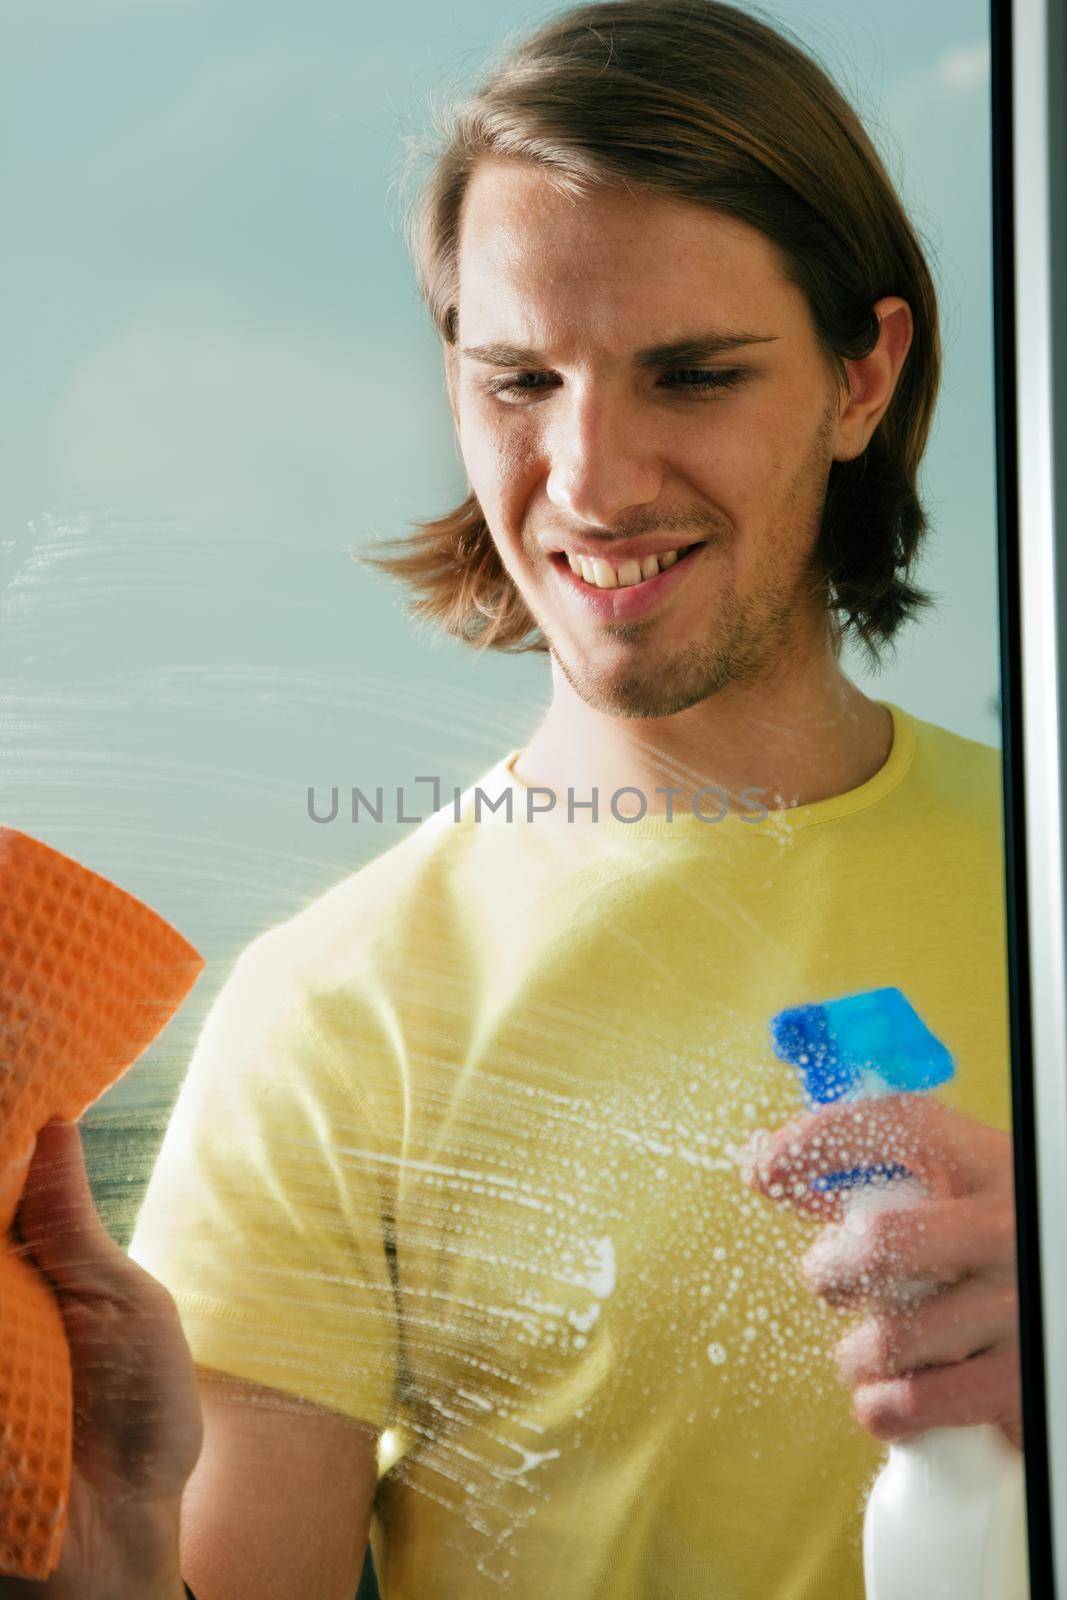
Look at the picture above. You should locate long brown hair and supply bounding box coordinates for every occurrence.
[361,0,941,667]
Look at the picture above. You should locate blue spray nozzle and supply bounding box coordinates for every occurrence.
[770,986,955,1108]
[769,986,955,1194]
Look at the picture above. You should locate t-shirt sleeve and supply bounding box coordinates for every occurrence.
[126,939,399,1430]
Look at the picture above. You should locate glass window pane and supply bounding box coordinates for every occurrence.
[2,0,1047,1595]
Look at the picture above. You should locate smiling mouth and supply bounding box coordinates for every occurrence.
[552,544,701,590]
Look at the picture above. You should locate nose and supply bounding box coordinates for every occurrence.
[545,386,665,527]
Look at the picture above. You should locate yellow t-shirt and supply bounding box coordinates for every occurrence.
[128,700,1012,1599]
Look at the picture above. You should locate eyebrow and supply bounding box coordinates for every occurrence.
[459,330,780,368]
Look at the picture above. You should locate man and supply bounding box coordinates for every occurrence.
[15,2,1019,1596]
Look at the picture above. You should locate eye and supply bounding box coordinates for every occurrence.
[660,368,747,393]
[485,372,558,400]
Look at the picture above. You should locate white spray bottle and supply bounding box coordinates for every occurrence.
[770,986,1029,1600]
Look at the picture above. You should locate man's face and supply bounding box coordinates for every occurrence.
[449,158,849,718]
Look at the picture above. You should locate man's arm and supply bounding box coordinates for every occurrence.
[179,1369,381,1600]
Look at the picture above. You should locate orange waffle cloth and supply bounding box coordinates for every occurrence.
[0,826,204,1581]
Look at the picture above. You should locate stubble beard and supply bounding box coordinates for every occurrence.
[539,401,839,720]
[548,521,831,722]
[546,571,805,719]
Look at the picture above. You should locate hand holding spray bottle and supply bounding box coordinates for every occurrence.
[768,986,1028,1600]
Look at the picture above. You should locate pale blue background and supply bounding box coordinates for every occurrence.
[1,0,998,1162]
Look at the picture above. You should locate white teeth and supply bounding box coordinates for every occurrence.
[566,547,689,589]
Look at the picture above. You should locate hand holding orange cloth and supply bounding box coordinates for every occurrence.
[0,827,204,1581]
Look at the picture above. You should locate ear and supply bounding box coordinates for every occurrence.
[832,296,914,462]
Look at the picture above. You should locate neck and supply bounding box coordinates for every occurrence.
[512,647,894,817]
